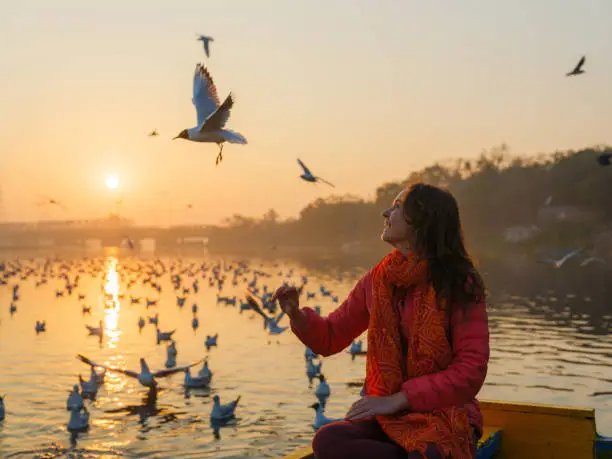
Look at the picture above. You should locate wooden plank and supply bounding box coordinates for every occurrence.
[480,400,596,459]
[480,399,595,419]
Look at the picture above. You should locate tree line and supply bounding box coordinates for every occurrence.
[204,145,612,260]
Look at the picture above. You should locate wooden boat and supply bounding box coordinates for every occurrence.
[281,399,612,458]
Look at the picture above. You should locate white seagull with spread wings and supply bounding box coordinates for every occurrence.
[297,159,334,187]
[173,63,247,165]
[76,354,202,389]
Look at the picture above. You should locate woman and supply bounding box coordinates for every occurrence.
[272,183,489,459]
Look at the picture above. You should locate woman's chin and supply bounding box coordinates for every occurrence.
[380,229,393,243]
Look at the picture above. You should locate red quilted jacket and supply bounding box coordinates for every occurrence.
[291,268,490,438]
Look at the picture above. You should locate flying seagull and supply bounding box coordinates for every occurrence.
[173,63,247,165]
[76,354,202,389]
[148,129,159,137]
[196,35,214,58]
[566,56,586,77]
[37,196,67,209]
[297,159,334,187]
[597,153,612,166]
[539,248,582,268]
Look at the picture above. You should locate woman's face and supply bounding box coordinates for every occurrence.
[381,189,414,249]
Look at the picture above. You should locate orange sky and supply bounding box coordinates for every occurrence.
[0,0,610,226]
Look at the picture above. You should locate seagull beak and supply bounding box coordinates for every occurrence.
[172,136,180,140]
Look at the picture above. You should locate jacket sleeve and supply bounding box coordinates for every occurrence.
[401,298,490,412]
[290,272,371,357]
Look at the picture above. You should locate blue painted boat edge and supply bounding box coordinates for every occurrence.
[595,433,612,450]
[477,430,502,459]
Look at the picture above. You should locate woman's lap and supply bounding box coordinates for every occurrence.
[312,419,448,459]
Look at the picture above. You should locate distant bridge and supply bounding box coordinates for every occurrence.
[0,222,211,250]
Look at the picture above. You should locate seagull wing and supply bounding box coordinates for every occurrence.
[153,358,203,378]
[297,158,312,176]
[193,63,220,126]
[203,39,211,58]
[315,176,335,187]
[575,55,586,72]
[200,93,234,132]
[75,354,139,379]
[246,294,271,322]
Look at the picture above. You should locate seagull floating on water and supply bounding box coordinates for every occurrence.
[198,358,213,380]
[310,402,340,431]
[156,326,175,344]
[67,406,89,432]
[67,384,84,411]
[196,35,214,58]
[297,159,335,187]
[205,333,218,350]
[210,394,240,422]
[315,374,331,402]
[35,320,46,333]
[566,55,586,76]
[173,63,247,165]
[184,367,211,389]
[86,320,104,337]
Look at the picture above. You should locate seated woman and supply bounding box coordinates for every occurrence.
[273,183,489,459]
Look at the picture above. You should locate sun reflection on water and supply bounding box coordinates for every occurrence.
[103,256,121,348]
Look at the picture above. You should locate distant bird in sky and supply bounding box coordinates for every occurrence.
[37,196,67,209]
[186,204,194,210]
[597,153,612,166]
[196,35,214,58]
[297,159,335,187]
[566,56,586,77]
[173,63,247,166]
[148,129,159,137]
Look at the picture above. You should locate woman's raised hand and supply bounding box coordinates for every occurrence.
[271,285,300,319]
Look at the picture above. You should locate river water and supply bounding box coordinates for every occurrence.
[0,253,610,458]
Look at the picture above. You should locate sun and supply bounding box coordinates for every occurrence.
[106,175,119,190]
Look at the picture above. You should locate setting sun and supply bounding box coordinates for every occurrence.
[106,175,119,190]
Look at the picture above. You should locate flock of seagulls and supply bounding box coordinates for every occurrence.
[0,255,365,440]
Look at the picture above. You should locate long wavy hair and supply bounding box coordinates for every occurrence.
[402,183,486,312]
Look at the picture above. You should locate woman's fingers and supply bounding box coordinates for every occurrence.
[271,285,288,302]
[345,397,368,419]
[348,410,374,421]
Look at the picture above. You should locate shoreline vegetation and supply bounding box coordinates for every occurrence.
[205,144,612,264]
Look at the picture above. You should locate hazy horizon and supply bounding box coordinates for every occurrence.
[1,0,611,226]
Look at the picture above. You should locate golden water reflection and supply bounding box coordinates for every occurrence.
[103,256,121,348]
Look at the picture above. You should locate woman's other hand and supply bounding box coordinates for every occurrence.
[345,393,410,421]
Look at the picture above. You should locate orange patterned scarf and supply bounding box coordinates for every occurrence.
[365,249,473,458]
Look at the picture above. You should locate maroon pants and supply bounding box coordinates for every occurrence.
[312,419,467,459]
